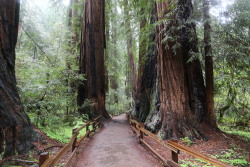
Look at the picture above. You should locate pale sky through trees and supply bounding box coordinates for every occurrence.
[23,0,233,18]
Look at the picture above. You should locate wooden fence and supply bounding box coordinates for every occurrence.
[128,114,231,167]
[39,116,101,167]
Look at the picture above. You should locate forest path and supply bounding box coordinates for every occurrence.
[71,114,162,167]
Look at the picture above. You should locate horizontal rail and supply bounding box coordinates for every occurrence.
[139,138,171,166]
[74,121,90,134]
[64,147,78,167]
[40,115,101,167]
[41,133,78,167]
[167,141,230,167]
[129,116,230,167]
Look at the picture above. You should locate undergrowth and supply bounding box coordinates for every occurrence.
[219,125,250,144]
[180,146,249,167]
[39,122,93,143]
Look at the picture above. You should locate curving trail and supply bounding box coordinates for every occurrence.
[71,114,162,167]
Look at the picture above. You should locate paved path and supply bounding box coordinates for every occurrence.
[72,114,162,167]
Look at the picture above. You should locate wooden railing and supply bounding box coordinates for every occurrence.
[39,116,101,167]
[127,114,231,167]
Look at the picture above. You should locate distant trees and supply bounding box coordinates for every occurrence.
[212,0,250,125]
[0,0,34,157]
[123,0,137,100]
[77,0,110,119]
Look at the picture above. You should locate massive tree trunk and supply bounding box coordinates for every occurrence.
[203,0,217,128]
[123,0,137,100]
[0,0,34,157]
[156,0,206,140]
[77,0,110,119]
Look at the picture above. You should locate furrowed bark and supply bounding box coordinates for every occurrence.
[77,0,110,119]
[156,0,206,140]
[0,0,34,157]
[203,0,217,128]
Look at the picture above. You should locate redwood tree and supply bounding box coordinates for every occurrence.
[0,0,34,157]
[77,0,110,119]
[156,0,206,140]
[203,0,217,128]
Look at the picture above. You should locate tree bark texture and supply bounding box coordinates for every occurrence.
[0,0,34,157]
[124,0,137,100]
[77,0,110,119]
[135,10,147,103]
[203,0,217,128]
[134,5,161,133]
[156,0,206,140]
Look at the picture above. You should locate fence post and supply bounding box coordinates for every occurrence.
[39,152,49,167]
[128,114,131,125]
[171,140,179,163]
[93,121,96,132]
[86,123,89,137]
[139,123,144,143]
[72,128,77,152]
[96,117,100,129]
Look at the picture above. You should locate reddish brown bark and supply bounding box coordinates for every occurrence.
[77,0,110,119]
[136,12,147,102]
[0,0,34,157]
[204,0,217,128]
[156,0,206,140]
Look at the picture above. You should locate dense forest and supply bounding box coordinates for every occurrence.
[0,0,249,166]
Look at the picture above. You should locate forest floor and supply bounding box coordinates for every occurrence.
[68,114,249,167]
[69,114,163,167]
[2,114,249,166]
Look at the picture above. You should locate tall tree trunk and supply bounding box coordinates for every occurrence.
[135,8,147,107]
[77,0,110,119]
[123,0,137,100]
[203,0,217,128]
[0,0,34,157]
[156,0,206,140]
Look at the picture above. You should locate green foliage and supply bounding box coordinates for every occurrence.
[17,0,83,135]
[39,119,90,143]
[219,125,250,143]
[180,146,249,167]
[180,137,193,146]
